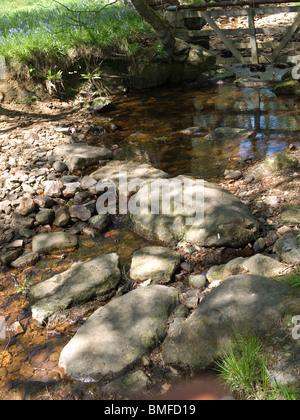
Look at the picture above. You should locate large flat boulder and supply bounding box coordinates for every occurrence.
[129,246,182,284]
[53,143,113,172]
[207,254,289,282]
[130,176,259,247]
[90,160,169,189]
[29,254,121,324]
[59,285,179,381]
[162,275,290,372]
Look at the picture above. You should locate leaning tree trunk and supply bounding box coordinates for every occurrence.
[130,0,177,54]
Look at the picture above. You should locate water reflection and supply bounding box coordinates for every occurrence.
[93,83,300,181]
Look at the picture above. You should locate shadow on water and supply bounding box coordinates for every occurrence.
[91,83,300,181]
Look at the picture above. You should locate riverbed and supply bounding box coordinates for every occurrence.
[0,75,299,399]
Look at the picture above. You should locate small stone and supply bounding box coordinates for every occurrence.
[53,207,71,227]
[62,182,81,199]
[22,184,35,195]
[35,209,55,225]
[17,198,36,216]
[34,196,54,209]
[243,174,255,184]
[53,161,68,173]
[0,249,22,266]
[80,176,97,190]
[6,321,24,337]
[181,262,191,272]
[18,228,35,239]
[253,237,266,253]
[89,214,111,232]
[11,217,34,230]
[224,170,242,180]
[188,274,206,289]
[184,296,199,309]
[7,240,24,249]
[69,205,91,222]
[265,196,281,207]
[10,252,40,269]
[44,180,63,198]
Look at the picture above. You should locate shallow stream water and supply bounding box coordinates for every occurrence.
[1,77,300,399]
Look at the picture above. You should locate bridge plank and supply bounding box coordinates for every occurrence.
[247,8,259,64]
[271,12,300,61]
[201,11,245,63]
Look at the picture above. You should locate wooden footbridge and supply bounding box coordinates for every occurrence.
[162,0,300,65]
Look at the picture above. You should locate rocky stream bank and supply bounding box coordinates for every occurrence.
[0,76,300,399]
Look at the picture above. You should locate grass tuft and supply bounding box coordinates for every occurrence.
[215,331,299,400]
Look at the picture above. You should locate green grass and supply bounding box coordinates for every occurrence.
[0,0,154,68]
[215,331,299,400]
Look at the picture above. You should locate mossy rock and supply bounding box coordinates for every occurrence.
[248,153,299,179]
[281,204,300,225]
[273,80,300,96]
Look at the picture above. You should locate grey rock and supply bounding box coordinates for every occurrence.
[35,209,55,225]
[53,161,68,173]
[224,170,242,180]
[30,254,121,325]
[102,370,151,398]
[18,228,35,239]
[130,176,259,247]
[89,97,115,112]
[205,127,254,142]
[281,204,300,225]
[0,249,22,266]
[253,237,266,253]
[32,232,78,254]
[59,285,179,381]
[53,207,71,227]
[274,232,300,265]
[10,252,40,269]
[234,76,266,87]
[11,216,34,230]
[44,180,63,198]
[89,214,111,232]
[69,205,91,222]
[247,153,299,179]
[207,254,287,282]
[53,143,113,173]
[162,275,289,372]
[80,176,97,190]
[17,198,36,216]
[90,160,169,192]
[129,246,182,284]
[62,182,81,199]
[189,274,206,289]
[34,196,54,209]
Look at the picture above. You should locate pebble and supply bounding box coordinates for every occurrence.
[188,274,206,289]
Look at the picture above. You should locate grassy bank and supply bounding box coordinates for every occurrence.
[0,0,154,79]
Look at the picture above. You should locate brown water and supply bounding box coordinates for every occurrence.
[1,81,300,400]
[92,83,300,180]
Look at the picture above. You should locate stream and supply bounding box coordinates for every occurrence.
[1,74,300,399]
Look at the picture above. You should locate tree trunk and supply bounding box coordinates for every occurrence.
[130,0,176,54]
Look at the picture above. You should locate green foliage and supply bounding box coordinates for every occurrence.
[46,68,63,82]
[0,0,154,65]
[16,275,34,297]
[215,331,299,400]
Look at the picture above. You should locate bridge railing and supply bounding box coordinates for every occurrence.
[165,1,300,64]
